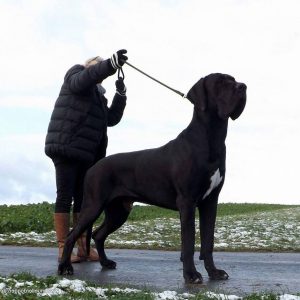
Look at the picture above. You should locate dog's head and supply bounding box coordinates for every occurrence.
[186,73,247,120]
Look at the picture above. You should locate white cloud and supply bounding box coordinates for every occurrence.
[0,0,299,205]
[0,96,54,111]
[0,134,55,205]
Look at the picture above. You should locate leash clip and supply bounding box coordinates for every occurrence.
[118,67,125,80]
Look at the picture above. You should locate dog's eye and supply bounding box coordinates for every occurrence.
[220,79,233,88]
[219,77,233,85]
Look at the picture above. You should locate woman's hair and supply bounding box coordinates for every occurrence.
[84,56,104,67]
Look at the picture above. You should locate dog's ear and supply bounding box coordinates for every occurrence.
[186,78,207,111]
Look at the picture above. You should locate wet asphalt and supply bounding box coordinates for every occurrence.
[0,246,299,295]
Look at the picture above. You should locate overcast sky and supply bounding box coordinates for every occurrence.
[0,0,299,205]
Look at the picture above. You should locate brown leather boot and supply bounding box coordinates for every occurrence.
[54,213,81,263]
[73,213,99,262]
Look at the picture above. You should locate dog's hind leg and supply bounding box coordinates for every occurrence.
[58,204,104,275]
[198,194,229,280]
[92,198,132,269]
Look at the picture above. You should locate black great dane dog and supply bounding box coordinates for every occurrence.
[58,73,247,284]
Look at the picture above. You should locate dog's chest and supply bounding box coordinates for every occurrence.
[202,168,223,199]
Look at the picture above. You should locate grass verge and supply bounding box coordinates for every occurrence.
[0,272,299,300]
[0,202,297,233]
[0,203,299,252]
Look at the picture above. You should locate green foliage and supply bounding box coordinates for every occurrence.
[127,205,179,221]
[0,272,298,299]
[10,272,39,282]
[243,293,278,300]
[216,203,296,217]
[0,202,298,234]
[0,202,54,233]
[128,203,297,221]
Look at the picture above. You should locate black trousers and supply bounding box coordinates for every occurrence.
[53,157,93,213]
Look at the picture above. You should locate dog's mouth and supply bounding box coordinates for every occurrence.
[230,93,247,120]
[228,82,246,120]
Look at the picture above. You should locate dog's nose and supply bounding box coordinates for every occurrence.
[236,83,247,91]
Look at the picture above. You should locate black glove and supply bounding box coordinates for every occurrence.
[110,49,128,69]
[115,78,126,96]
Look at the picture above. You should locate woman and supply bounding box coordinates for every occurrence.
[45,49,128,262]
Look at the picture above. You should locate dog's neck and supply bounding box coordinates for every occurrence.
[183,108,228,162]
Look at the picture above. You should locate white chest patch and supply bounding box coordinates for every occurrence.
[203,168,223,199]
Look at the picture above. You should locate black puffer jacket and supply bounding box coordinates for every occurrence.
[45,59,126,163]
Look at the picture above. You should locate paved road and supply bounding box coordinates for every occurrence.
[0,246,299,295]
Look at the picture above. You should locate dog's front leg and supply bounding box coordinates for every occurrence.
[198,195,228,280]
[178,200,203,284]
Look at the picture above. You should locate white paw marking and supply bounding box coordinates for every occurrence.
[202,168,223,199]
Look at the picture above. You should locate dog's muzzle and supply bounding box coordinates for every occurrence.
[230,83,247,120]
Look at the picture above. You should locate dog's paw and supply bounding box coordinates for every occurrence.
[58,261,74,275]
[184,271,203,284]
[208,269,229,280]
[100,259,117,269]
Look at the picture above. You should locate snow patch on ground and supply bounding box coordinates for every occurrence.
[205,291,242,300]
[0,208,299,251]
[38,286,65,296]
[279,295,300,300]
[0,276,299,299]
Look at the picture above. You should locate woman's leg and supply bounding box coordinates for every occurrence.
[53,157,81,263]
[73,161,99,261]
